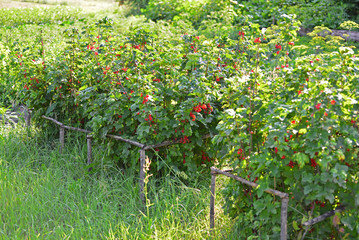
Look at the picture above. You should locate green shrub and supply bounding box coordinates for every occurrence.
[143,0,357,30]
[287,0,349,29]
[0,6,82,27]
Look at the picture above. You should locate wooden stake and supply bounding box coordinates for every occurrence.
[210,171,216,229]
[59,126,65,153]
[280,197,289,240]
[139,149,146,204]
[87,135,93,171]
[210,167,289,238]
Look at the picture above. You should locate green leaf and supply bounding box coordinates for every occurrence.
[304,185,312,195]
[45,103,57,115]
[299,128,307,134]
[293,152,309,168]
[292,220,300,231]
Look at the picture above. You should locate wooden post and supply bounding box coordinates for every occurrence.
[210,171,216,229]
[87,135,93,171]
[139,149,146,204]
[280,196,289,240]
[59,126,65,153]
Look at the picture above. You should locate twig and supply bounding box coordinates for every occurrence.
[87,134,93,172]
[144,133,211,150]
[139,149,146,204]
[210,171,216,229]
[301,201,315,240]
[42,115,145,148]
[210,167,288,198]
[302,206,345,227]
[281,197,289,240]
[59,126,65,153]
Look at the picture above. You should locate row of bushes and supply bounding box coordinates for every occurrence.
[1,11,358,237]
[130,0,359,29]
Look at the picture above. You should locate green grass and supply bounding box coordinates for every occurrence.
[0,125,234,239]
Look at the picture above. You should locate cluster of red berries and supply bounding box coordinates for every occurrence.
[189,112,196,121]
[237,148,246,160]
[190,44,198,52]
[287,160,296,168]
[141,93,149,104]
[275,44,282,54]
[189,103,213,121]
[275,64,289,70]
[178,119,188,123]
[201,151,212,163]
[132,44,146,50]
[145,114,153,122]
[174,128,184,134]
[284,135,294,142]
[179,136,190,144]
[310,158,318,167]
[215,76,224,82]
[103,66,110,75]
[314,200,325,207]
[86,43,96,50]
[315,103,321,110]
[195,103,213,114]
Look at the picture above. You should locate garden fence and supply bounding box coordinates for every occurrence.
[21,112,348,239]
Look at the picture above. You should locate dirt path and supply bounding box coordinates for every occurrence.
[0,0,117,11]
[0,0,43,8]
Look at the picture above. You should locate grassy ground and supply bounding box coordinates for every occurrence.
[0,124,234,239]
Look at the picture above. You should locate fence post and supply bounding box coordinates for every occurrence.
[59,126,65,153]
[210,170,216,229]
[139,149,146,204]
[280,196,289,240]
[87,135,93,171]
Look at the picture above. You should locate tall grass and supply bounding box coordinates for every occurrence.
[0,125,233,239]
